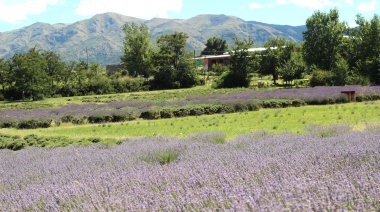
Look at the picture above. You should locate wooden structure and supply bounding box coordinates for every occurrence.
[341,91,355,102]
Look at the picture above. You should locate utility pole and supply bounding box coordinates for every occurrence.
[86,47,89,70]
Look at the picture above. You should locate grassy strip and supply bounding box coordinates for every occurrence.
[1,101,379,150]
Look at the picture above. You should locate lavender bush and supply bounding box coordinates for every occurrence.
[187,85,380,103]
[1,125,379,211]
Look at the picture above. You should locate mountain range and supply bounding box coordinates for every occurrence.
[0,12,306,65]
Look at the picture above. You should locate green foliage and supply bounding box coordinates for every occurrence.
[88,114,113,123]
[259,37,297,85]
[212,63,230,76]
[7,48,50,101]
[17,119,52,129]
[214,37,254,88]
[140,110,161,120]
[142,148,180,165]
[277,51,306,85]
[151,32,198,89]
[309,69,335,87]
[303,9,346,71]
[122,22,155,78]
[351,14,380,84]
[201,37,228,55]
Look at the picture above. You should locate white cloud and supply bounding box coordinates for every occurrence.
[249,3,265,9]
[344,0,353,5]
[249,0,351,10]
[357,0,377,12]
[0,0,61,24]
[75,0,183,19]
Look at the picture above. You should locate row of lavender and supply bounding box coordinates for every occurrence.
[187,85,380,103]
[1,125,379,211]
[1,86,380,128]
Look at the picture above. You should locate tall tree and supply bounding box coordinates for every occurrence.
[214,36,254,88]
[277,51,306,85]
[42,51,65,92]
[122,22,154,78]
[201,37,228,55]
[352,14,380,84]
[0,58,10,97]
[152,32,198,89]
[9,48,49,100]
[302,9,346,71]
[259,37,295,85]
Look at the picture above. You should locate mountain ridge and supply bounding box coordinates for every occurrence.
[0,12,306,65]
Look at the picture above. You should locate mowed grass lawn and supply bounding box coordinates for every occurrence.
[1,101,379,141]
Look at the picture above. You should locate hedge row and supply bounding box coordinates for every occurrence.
[139,99,305,120]
[0,119,52,129]
[0,133,118,151]
[61,112,139,124]
[356,94,380,102]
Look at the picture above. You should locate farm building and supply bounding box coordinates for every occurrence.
[194,47,273,72]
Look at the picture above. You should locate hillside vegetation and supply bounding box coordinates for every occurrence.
[0,13,305,65]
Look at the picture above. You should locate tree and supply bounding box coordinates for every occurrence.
[277,51,306,85]
[201,37,228,55]
[8,48,49,100]
[302,9,346,71]
[122,22,154,78]
[351,14,380,84]
[0,59,10,97]
[214,36,254,88]
[152,32,198,89]
[42,51,66,93]
[259,37,295,85]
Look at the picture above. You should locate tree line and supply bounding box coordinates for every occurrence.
[1,9,379,101]
[213,9,380,88]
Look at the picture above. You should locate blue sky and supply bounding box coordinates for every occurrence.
[0,0,378,32]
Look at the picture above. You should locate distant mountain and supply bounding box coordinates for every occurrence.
[0,13,306,65]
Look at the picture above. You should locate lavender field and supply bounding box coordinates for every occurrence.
[1,86,380,125]
[1,125,379,211]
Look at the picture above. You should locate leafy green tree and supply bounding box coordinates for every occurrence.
[122,22,154,78]
[0,58,10,97]
[259,37,295,85]
[277,51,306,85]
[9,48,49,100]
[214,37,254,88]
[152,32,198,89]
[201,37,228,55]
[303,9,346,71]
[42,51,66,93]
[351,14,380,84]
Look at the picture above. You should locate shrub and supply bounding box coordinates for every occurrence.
[61,114,74,123]
[0,120,17,128]
[88,114,113,123]
[203,105,219,114]
[142,149,180,165]
[72,116,87,125]
[112,113,128,122]
[188,106,205,116]
[216,104,235,114]
[38,119,52,128]
[140,110,160,120]
[160,108,175,119]
[17,119,40,129]
[246,101,261,111]
[233,102,249,112]
[309,69,335,87]
[173,108,189,117]
[291,99,305,107]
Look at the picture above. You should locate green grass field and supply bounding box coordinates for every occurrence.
[1,101,379,143]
